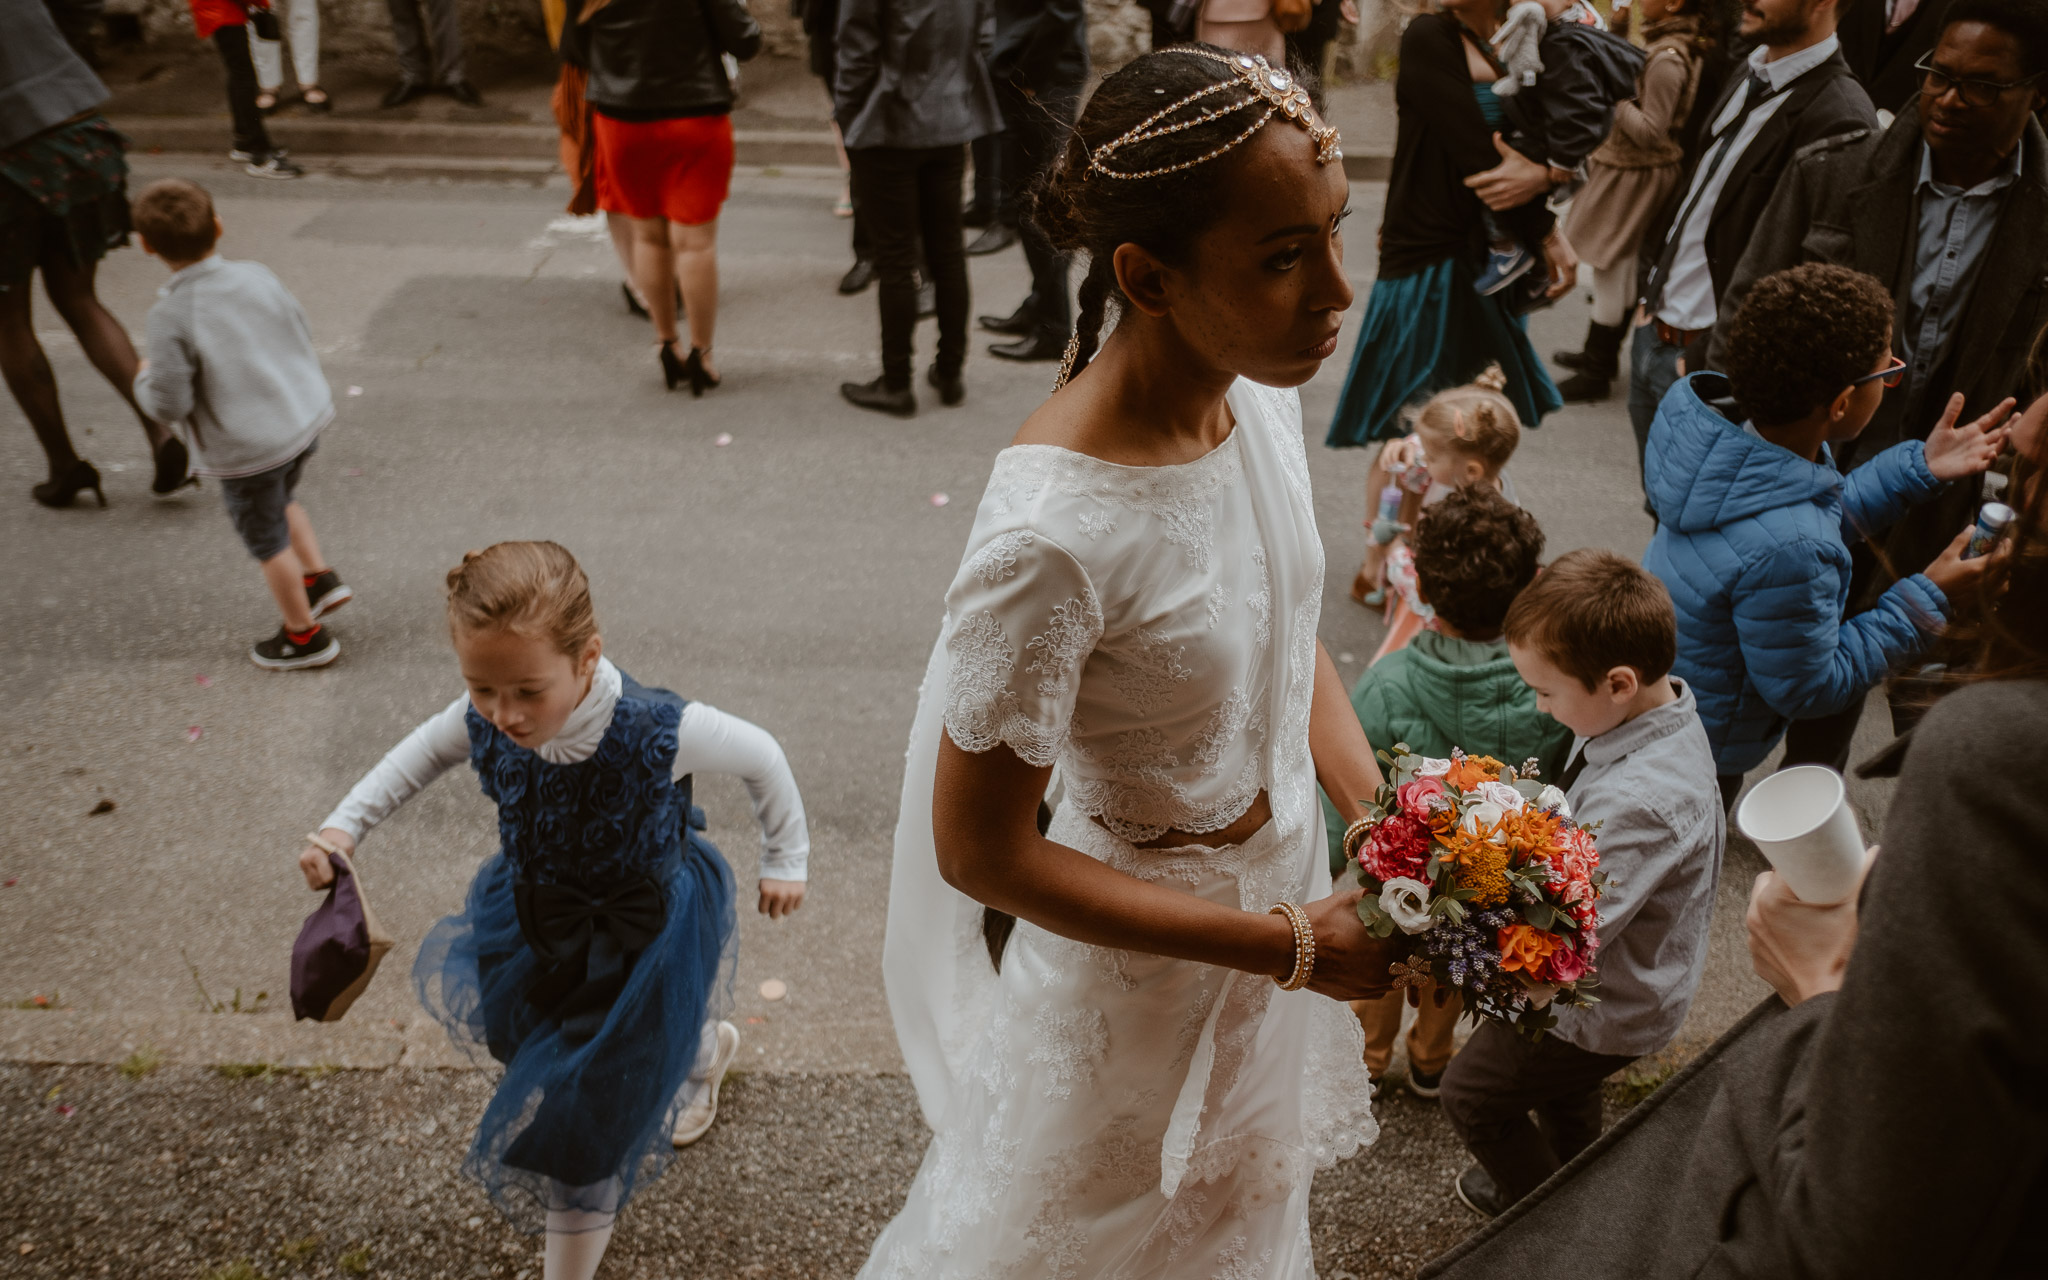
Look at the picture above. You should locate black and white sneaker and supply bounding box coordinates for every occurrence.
[305,570,354,620]
[229,148,258,163]
[250,624,339,670]
[1407,1065,1444,1099]
[245,151,304,180]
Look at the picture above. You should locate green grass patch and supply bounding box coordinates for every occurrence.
[120,1046,165,1079]
[338,1243,372,1274]
[275,1235,320,1263]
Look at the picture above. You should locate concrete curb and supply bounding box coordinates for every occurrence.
[114,114,1393,182]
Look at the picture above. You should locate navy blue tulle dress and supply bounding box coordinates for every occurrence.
[412,671,736,1233]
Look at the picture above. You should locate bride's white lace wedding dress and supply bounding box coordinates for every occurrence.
[864,379,1377,1279]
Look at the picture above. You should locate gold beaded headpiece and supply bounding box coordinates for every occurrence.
[1083,48,1343,182]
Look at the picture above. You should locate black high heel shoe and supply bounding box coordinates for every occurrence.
[151,435,198,495]
[33,459,106,509]
[682,347,720,399]
[659,340,687,391]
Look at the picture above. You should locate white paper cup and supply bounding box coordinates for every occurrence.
[1736,766,1867,904]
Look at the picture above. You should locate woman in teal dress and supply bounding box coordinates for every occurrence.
[1325,0,1571,447]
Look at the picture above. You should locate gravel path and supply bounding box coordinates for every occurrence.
[3,1063,1515,1279]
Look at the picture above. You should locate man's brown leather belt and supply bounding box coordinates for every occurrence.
[1655,320,1707,348]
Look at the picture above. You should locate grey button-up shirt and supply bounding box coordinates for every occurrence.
[1902,140,2022,403]
[1551,679,1726,1058]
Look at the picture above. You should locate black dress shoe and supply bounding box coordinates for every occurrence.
[838,258,875,296]
[989,328,1069,362]
[927,364,964,407]
[841,376,916,417]
[381,79,428,108]
[978,296,1039,335]
[445,79,483,107]
[965,223,1019,256]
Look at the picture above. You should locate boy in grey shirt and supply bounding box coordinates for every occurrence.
[131,178,349,670]
[1441,549,1725,1217]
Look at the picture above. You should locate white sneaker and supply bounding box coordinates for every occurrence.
[670,1020,740,1147]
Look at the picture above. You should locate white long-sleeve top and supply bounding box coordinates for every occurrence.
[320,658,811,881]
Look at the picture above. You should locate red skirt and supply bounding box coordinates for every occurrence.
[591,112,735,226]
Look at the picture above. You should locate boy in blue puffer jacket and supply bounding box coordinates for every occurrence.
[1642,264,2010,807]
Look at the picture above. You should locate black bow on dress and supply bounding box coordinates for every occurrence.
[513,874,668,1043]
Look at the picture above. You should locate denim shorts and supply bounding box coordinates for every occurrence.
[220,441,316,561]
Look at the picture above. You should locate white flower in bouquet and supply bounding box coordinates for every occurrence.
[1536,784,1571,817]
[1378,877,1435,934]
[1461,799,1507,836]
[1478,780,1526,812]
[1415,756,1453,778]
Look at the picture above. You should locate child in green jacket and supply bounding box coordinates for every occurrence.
[1323,484,1572,1095]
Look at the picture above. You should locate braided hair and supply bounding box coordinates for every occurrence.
[1031,45,1326,386]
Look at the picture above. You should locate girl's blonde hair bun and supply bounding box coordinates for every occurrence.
[444,541,598,658]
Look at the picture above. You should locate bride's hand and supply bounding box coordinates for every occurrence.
[1301,885,1405,1001]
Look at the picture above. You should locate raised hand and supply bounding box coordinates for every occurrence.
[1923,392,2016,481]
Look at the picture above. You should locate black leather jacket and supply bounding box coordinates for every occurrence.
[564,0,763,120]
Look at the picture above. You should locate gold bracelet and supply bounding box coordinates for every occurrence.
[1269,902,1315,991]
[1340,814,1377,865]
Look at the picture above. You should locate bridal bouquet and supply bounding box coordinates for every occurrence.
[1346,745,1605,1033]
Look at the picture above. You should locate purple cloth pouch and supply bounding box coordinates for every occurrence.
[290,846,394,1022]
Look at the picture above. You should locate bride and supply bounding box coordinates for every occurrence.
[864,46,1398,1280]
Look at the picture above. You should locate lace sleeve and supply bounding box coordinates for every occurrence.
[941,528,1102,768]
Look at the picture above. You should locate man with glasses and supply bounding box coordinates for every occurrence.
[1708,0,2046,770]
[1625,0,1878,496]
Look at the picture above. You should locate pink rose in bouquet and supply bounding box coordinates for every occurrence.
[1541,938,1593,984]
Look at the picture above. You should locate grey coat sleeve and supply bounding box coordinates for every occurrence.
[133,297,196,426]
[1746,680,2048,1277]
[831,0,881,128]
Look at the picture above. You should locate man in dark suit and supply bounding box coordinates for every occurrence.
[1840,0,1958,112]
[975,0,1090,362]
[1625,0,1878,485]
[1708,0,2048,768]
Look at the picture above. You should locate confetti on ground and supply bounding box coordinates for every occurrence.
[745,1016,765,1025]
[715,433,732,446]
[107,463,127,472]
[342,468,364,477]
[194,673,212,687]
[185,726,203,743]
[930,493,950,507]
[1338,652,1355,664]
[2,880,17,888]
[759,978,787,1002]
[89,800,115,816]
[347,385,363,396]
[55,1104,75,1118]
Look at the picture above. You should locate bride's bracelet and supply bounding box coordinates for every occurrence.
[1340,814,1376,865]
[1269,901,1315,991]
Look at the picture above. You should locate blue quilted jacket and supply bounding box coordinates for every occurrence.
[1641,373,1949,775]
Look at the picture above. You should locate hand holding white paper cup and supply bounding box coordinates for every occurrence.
[1736,766,1867,904]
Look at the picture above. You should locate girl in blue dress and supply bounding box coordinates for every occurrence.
[297,540,813,1280]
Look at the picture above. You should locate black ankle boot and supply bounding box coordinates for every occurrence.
[841,376,916,417]
[1555,321,1625,402]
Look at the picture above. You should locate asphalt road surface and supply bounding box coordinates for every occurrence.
[0,155,1898,1278]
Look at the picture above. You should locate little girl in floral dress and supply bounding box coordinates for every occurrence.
[295,541,812,1280]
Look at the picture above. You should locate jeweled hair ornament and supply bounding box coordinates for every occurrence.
[1083,48,1343,181]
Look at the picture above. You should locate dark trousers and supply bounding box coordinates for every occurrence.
[211,26,274,156]
[970,132,1002,217]
[849,145,969,388]
[386,0,466,85]
[995,81,1076,332]
[1441,1019,1637,1206]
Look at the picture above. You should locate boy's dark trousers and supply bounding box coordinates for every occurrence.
[848,144,969,389]
[211,25,275,157]
[1440,1019,1637,1206]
